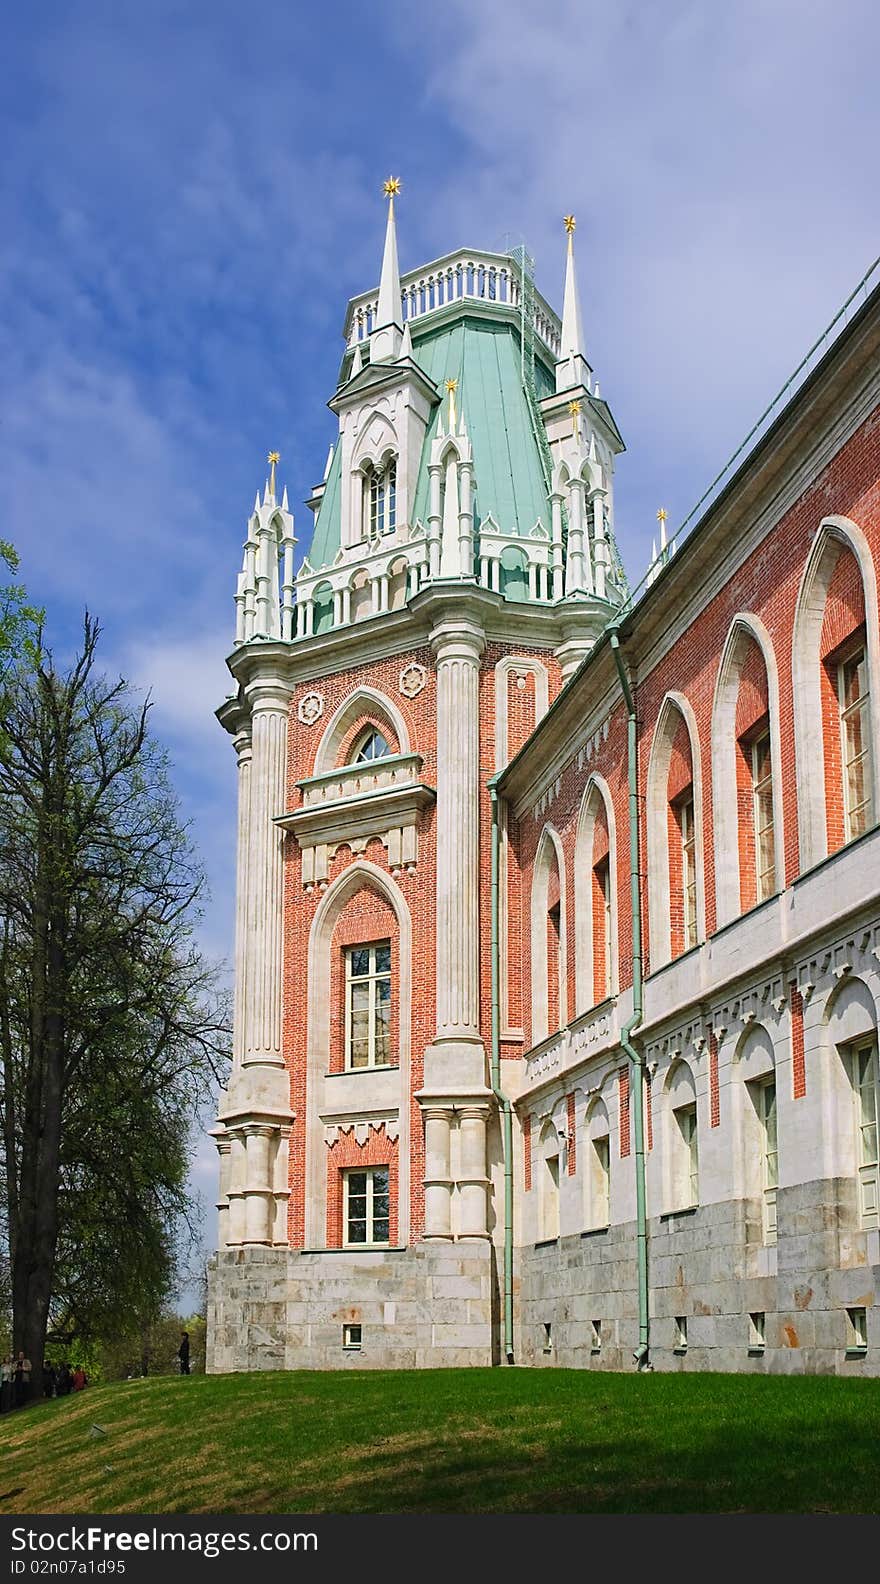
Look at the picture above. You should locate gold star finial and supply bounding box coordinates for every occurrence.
[657,507,667,523]
[564,214,576,234]
[383,176,401,198]
[567,399,581,416]
[267,450,280,498]
[568,398,582,437]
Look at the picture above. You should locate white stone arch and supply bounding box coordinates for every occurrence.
[645,691,706,971]
[821,974,878,1183]
[583,1092,612,1229]
[664,1057,699,1211]
[530,824,568,1047]
[494,655,550,771]
[550,459,571,498]
[731,1023,777,1204]
[792,514,880,869]
[574,773,618,1013]
[313,686,411,775]
[352,409,397,470]
[304,859,412,1247]
[711,612,786,926]
[536,1116,562,1240]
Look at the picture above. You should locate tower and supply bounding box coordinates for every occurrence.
[207,190,628,1371]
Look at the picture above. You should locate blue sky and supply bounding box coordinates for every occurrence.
[3,0,879,1288]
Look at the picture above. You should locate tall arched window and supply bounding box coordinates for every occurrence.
[363,457,398,537]
[666,1060,699,1211]
[574,776,617,1014]
[647,695,704,969]
[531,828,567,1046]
[792,516,880,868]
[736,1025,778,1245]
[538,1120,561,1241]
[584,1097,611,1230]
[712,616,784,925]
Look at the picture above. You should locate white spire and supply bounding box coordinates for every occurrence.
[556,215,592,394]
[372,178,403,362]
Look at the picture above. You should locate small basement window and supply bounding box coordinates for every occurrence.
[674,1316,688,1353]
[748,1312,765,1353]
[590,1319,602,1353]
[845,1307,867,1355]
[542,1322,553,1354]
[343,1323,362,1350]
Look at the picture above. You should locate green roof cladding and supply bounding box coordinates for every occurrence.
[305,313,554,573]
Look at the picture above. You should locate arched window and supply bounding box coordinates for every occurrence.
[350,568,372,622]
[666,1060,699,1211]
[500,545,529,602]
[531,828,567,1046]
[824,977,879,1230]
[363,458,397,537]
[647,695,704,968]
[351,728,391,764]
[538,1120,561,1241]
[853,1036,879,1227]
[388,556,409,611]
[574,776,617,1014]
[584,1097,611,1230]
[712,618,784,923]
[312,581,334,635]
[792,517,880,867]
[736,1025,778,1244]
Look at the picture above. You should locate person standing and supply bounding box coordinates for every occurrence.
[13,1351,31,1409]
[177,1332,190,1375]
[0,1357,13,1413]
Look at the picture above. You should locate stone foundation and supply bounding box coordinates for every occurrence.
[206,1240,496,1371]
[519,1180,879,1374]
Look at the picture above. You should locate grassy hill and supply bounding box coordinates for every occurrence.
[2,1369,879,1514]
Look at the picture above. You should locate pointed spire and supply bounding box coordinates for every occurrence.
[252,491,261,517]
[281,484,289,511]
[556,216,592,394]
[657,506,668,552]
[350,343,362,377]
[372,178,403,362]
[400,321,413,359]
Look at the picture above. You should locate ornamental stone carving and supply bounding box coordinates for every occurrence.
[399,661,427,699]
[297,690,325,726]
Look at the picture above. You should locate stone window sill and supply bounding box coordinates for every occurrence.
[534,1238,559,1249]
[581,1225,610,1239]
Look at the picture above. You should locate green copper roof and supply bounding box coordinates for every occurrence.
[410,318,554,535]
[305,315,554,573]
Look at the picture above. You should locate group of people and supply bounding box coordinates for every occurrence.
[0,1353,88,1412]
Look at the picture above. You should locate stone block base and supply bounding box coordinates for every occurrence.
[206,1240,495,1372]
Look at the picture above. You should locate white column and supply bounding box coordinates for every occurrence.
[428,463,442,577]
[550,495,564,600]
[226,1132,247,1246]
[243,1124,274,1244]
[458,463,474,578]
[423,1108,453,1240]
[242,680,288,1071]
[458,1106,490,1238]
[428,620,484,1073]
[231,725,252,1065]
[214,1133,232,1249]
[592,490,608,599]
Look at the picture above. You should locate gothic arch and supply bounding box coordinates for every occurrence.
[645,691,705,971]
[352,409,397,470]
[313,687,411,775]
[530,825,568,1047]
[304,860,413,1246]
[574,773,618,1013]
[711,613,785,925]
[792,515,880,868]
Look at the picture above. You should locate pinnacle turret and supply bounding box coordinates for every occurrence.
[556,215,593,395]
[372,177,404,363]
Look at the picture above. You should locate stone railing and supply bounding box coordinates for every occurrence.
[344,249,562,361]
[297,752,423,809]
[523,1001,617,1086]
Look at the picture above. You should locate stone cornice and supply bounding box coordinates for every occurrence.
[275,781,436,846]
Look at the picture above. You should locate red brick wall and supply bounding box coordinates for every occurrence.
[790,984,806,1100]
[591,800,610,1003]
[325,1124,399,1247]
[618,1067,631,1158]
[566,1091,577,1176]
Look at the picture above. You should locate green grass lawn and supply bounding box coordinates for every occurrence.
[2,1369,879,1514]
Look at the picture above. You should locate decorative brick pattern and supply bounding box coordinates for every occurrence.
[566,1092,577,1176]
[523,1113,532,1192]
[790,983,806,1100]
[708,1029,720,1128]
[325,1123,400,1248]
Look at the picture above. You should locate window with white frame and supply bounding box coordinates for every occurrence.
[756,1077,778,1243]
[345,942,392,1069]
[350,727,391,764]
[674,1101,699,1209]
[676,793,698,949]
[364,458,397,537]
[343,1166,390,1246]
[853,1036,879,1227]
[593,854,612,1001]
[838,643,873,840]
[751,729,776,902]
[539,1130,560,1242]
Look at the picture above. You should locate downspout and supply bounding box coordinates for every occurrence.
[609,628,651,1370]
[489,782,515,1362]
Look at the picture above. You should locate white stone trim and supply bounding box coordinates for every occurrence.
[573,772,618,1015]
[304,860,412,1247]
[313,685,412,775]
[494,654,550,772]
[711,612,785,927]
[530,824,568,1048]
[792,514,880,870]
[645,691,706,972]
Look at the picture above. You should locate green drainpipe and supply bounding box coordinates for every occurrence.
[490,783,516,1362]
[609,629,651,1370]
